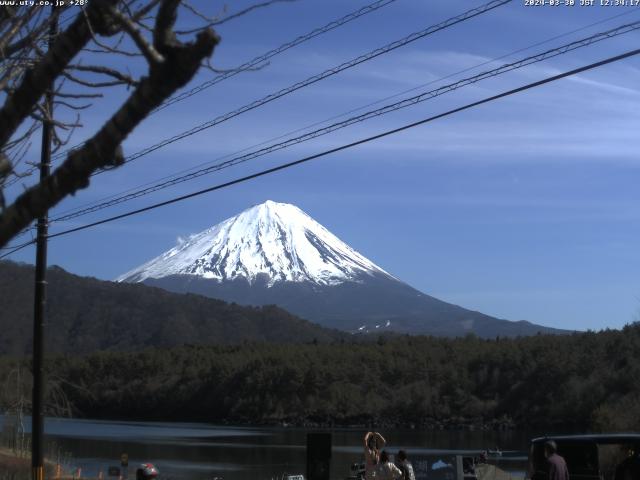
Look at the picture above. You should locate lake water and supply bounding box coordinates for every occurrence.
[0,415,532,480]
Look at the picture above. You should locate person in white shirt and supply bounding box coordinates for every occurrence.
[377,450,403,480]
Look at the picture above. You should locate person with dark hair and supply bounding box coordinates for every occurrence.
[364,431,386,480]
[396,450,416,480]
[544,441,569,480]
[376,450,403,480]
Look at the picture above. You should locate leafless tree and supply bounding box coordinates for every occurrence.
[0,366,28,455]
[0,363,82,454]
[0,0,226,248]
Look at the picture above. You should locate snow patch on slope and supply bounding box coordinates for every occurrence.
[117,200,393,286]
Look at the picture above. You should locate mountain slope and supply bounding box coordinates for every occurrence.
[144,273,561,337]
[117,200,392,286]
[0,261,344,355]
[119,201,565,338]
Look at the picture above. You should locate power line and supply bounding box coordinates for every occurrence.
[3,0,510,209]
[154,0,399,113]
[4,0,399,186]
[1,0,506,244]
[42,47,640,242]
[0,234,33,251]
[49,7,640,222]
[89,0,512,173]
[53,0,400,161]
[49,20,640,224]
[0,239,36,259]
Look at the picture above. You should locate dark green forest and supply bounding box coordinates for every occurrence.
[0,261,343,354]
[2,325,639,431]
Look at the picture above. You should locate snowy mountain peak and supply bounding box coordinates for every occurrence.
[116,200,393,286]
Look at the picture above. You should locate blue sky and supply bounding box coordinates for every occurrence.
[5,0,640,331]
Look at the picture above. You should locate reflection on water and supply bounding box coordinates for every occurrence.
[0,415,532,480]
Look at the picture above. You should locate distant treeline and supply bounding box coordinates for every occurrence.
[1,325,639,431]
[0,261,344,355]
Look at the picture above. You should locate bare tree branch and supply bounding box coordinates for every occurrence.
[54,99,92,111]
[0,0,275,245]
[51,114,81,153]
[61,69,131,88]
[132,0,162,20]
[30,111,80,131]
[0,0,120,148]
[83,45,143,57]
[0,13,220,246]
[4,120,40,152]
[0,7,39,58]
[69,64,139,86]
[109,5,164,64]
[210,0,296,27]
[0,8,61,60]
[153,0,182,54]
[0,152,11,181]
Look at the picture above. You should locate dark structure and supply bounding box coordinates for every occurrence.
[307,433,332,480]
[529,435,640,480]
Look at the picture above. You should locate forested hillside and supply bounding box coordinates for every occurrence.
[0,261,343,354]
[2,325,638,431]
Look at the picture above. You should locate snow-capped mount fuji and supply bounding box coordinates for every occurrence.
[118,200,564,338]
[117,200,393,287]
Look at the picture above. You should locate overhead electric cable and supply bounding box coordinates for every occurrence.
[0,242,32,259]
[2,0,400,188]
[49,7,640,221]
[46,0,398,165]
[1,0,402,239]
[86,0,512,172]
[40,47,640,242]
[48,21,640,224]
[0,236,32,250]
[155,0,399,112]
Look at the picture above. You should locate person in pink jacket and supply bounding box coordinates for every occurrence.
[544,441,569,480]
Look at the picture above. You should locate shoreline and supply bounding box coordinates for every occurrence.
[3,410,584,436]
[5,413,535,432]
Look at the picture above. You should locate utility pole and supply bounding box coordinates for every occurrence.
[32,8,57,480]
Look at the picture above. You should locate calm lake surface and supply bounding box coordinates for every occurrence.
[0,416,534,480]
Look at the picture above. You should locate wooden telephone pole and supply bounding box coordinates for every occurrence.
[32,8,57,480]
